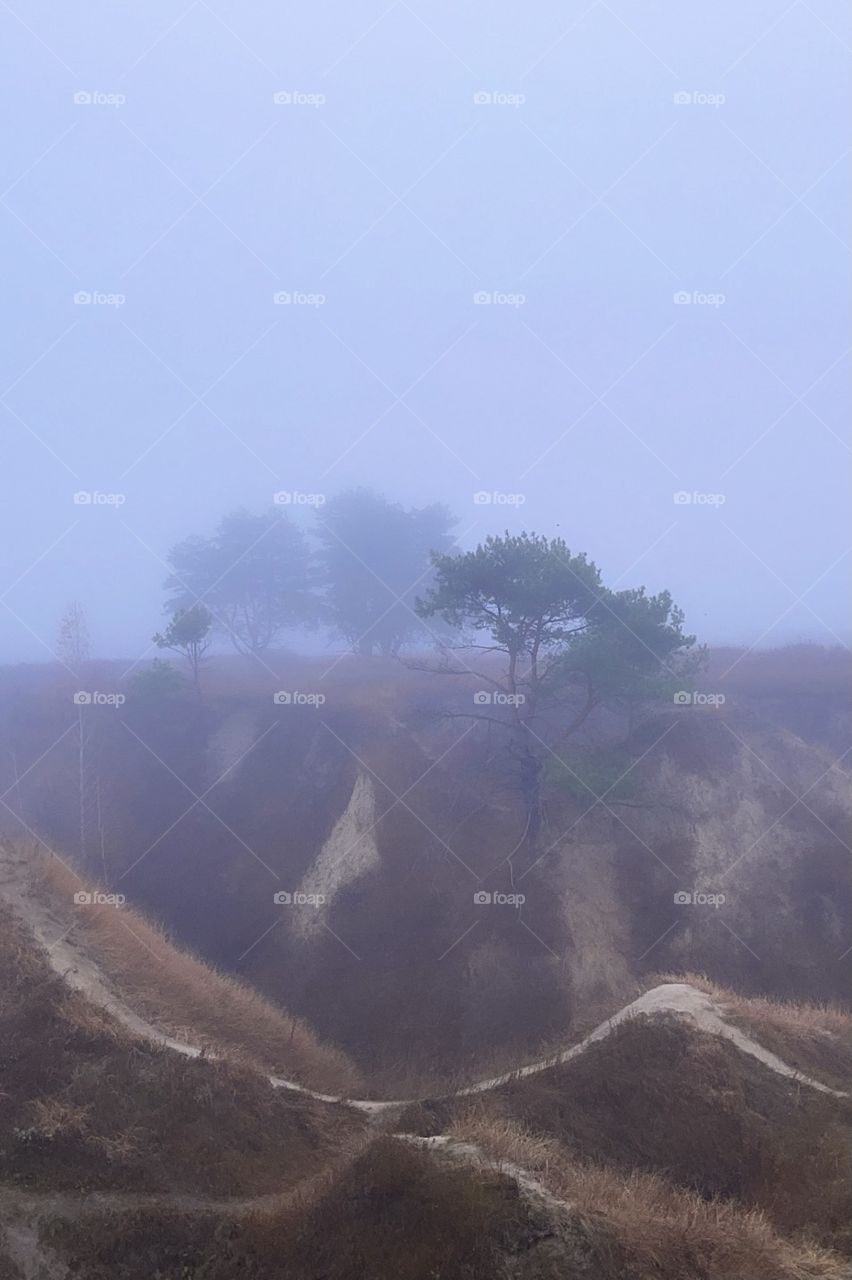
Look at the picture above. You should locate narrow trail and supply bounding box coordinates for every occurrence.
[1,839,848,1270]
[455,980,849,1100]
[400,1134,570,1215]
[1,1214,65,1280]
[0,1138,559,1223]
[0,843,845,1114]
[0,1187,295,1218]
[0,1138,575,1280]
[0,1180,337,1280]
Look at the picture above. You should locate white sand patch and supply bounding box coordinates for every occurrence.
[1,845,845,1121]
[456,982,846,1098]
[293,774,380,937]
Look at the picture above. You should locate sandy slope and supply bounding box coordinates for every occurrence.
[1,842,845,1115]
[294,773,380,937]
[456,980,848,1099]
[1,836,849,1276]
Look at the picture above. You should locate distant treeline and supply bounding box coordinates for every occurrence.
[161,488,456,659]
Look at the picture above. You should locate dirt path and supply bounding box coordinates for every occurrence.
[454,980,848,1099]
[0,843,845,1114]
[2,838,849,1273]
[0,1181,334,1280]
[1,1215,65,1280]
[400,1134,570,1214]
[0,1139,560,1222]
[0,1186,292,1220]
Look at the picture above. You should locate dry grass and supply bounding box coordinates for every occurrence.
[706,644,852,696]
[361,1019,591,1101]
[449,1112,850,1280]
[0,901,363,1195]
[27,846,361,1096]
[404,1014,852,1252]
[39,1127,852,1280]
[41,1138,559,1280]
[4,643,846,700]
[658,972,852,1092]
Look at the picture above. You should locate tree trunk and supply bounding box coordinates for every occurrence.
[513,724,543,855]
[77,705,87,860]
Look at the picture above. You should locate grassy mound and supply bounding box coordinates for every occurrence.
[0,904,362,1195]
[403,1014,852,1251]
[24,843,361,1096]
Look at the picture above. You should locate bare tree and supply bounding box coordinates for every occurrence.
[57,600,90,675]
[57,602,93,858]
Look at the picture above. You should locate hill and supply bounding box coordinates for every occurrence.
[0,646,849,1089]
[2,849,851,1277]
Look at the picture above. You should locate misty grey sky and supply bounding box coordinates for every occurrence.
[1,0,850,662]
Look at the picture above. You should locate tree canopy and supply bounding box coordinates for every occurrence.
[153,604,213,690]
[164,510,316,655]
[316,489,456,657]
[417,531,699,841]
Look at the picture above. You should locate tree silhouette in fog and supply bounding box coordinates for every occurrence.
[164,510,317,655]
[417,532,698,844]
[316,489,456,657]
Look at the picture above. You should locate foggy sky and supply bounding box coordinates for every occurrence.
[1,0,850,662]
